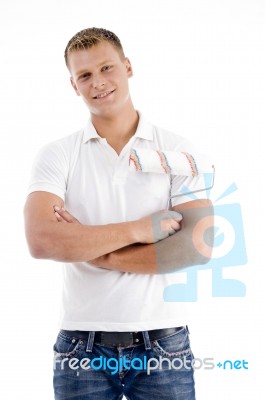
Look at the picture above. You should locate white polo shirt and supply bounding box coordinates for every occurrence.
[28,113,207,331]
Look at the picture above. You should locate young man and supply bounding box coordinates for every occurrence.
[24,27,213,399]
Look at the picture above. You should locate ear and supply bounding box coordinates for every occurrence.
[124,57,133,78]
[70,77,80,96]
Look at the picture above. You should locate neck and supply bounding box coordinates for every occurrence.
[91,105,139,144]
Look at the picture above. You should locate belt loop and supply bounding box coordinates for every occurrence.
[86,331,95,353]
[186,325,190,334]
[142,331,151,350]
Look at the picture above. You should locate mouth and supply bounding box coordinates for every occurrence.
[93,89,115,99]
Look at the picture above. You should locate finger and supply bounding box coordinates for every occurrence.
[53,206,75,223]
[170,221,181,232]
[54,211,67,223]
[168,211,183,222]
[160,219,181,233]
[160,219,177,231]
[171,220,181,229]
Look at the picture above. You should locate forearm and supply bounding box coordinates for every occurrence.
[91,200,214,274]
[26,200,182,263]
[91,231,209,274]
[27,220,136,262]
[91,243,157,274]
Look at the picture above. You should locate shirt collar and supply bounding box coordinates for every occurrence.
[82,112,154,144]
[83,120,102,143]
[133,112,154,141]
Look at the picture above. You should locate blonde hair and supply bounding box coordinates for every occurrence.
[64,27,125,67]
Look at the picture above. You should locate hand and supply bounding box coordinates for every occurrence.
[132,210,182,244]
[53,206,182,245]
[53,205,81,224]
[89,254,109,268]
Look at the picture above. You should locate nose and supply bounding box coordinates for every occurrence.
[92,73,105,89]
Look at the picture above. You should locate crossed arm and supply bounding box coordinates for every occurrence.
[90,200,214,274]
[24,191,214,274]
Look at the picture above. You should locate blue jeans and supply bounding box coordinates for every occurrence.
[53,326,195,399]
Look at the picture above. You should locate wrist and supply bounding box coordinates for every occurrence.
[88,253,109,268]
[126,220,139,244]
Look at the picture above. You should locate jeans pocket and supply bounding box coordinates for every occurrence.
[151,327,192,359]
[53,331,83,359]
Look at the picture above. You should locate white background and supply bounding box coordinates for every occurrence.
[0,0,264,398]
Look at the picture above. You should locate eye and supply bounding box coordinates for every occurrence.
[102,65,112,72]
[79,73,91,81]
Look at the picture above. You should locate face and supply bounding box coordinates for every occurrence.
[68,41,133,118]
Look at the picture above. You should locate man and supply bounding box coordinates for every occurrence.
[24,27,213,399]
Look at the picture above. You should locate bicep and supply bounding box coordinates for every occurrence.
[172,199,213,222]
[172,199,214,258]
[172,199,214,240]
[172,199,204,211]
[24,191,64,223]
[24,191,64,254]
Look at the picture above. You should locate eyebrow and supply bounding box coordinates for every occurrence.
[75,60,114,77]
[96,59,113,67]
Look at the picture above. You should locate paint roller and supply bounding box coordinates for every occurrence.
[129,148,215,199]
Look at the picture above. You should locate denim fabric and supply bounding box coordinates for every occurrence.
[53,326,195,399]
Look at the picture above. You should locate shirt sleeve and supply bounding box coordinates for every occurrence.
[27,140,69,201]
[170,139,214,207]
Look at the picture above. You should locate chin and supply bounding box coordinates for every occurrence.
[91,103,122,118]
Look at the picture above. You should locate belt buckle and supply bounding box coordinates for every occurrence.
[101,332,133,347]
